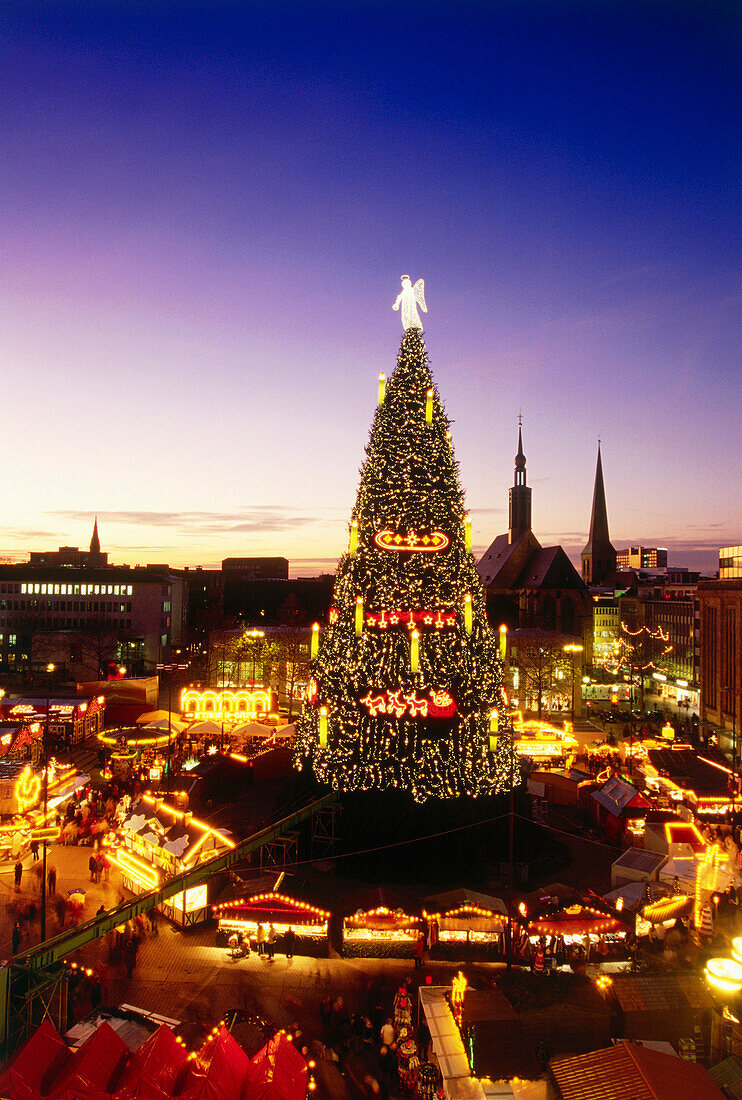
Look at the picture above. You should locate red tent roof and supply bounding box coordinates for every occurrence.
[245,1032,309,1100]
[0,1018,73,1100]
[180,1027,251,1100]
[49,1021,128,1100]
[114,1024,188,1100]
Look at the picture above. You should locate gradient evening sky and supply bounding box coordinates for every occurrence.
[1,1,739,576]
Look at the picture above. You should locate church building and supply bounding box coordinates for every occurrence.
[477,422,592,654]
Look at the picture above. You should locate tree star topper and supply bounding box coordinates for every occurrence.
[393,275,427,331]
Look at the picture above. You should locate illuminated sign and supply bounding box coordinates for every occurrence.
[29,826,61,843]
[181,688,271,720]
[359,689,457,719]
[110,849,160,890]
[373,529,450,553]
[15,767,41,812]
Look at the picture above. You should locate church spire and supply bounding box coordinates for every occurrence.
[508,416,532,543]
[90,516,101,554]
[581,442,616,584]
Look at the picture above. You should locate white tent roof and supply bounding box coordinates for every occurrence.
[186,720,223,736]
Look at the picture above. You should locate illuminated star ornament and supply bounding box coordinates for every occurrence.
[293,279,510,802]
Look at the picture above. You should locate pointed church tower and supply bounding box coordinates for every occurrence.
[581,443,616,584]
[90,516,101,555]
[508,417,532,544]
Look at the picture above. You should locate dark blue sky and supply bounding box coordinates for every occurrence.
[1,1,739,571]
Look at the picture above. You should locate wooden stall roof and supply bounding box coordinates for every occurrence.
[213,891,330,923]
[422,888,507,918]
[550,1041,724,1100]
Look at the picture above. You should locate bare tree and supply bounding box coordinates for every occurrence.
[272,625,310,721]
[511,630,570,720]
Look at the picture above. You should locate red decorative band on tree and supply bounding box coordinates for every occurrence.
[359,688,457,719]
[366,609,457,629]
[373,529,450,553]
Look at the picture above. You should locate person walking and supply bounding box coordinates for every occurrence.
[14,860,23,893]
[89,853,97,883]
[12,921,22,954]
[149,909,158,937]
[284,926,296,959]
[30,839,39,862]
[267,923,277,960]
[47,866,57,896]
[413,933,425,969]
[256,922,266,956]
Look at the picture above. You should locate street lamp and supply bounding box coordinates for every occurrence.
[563,644,584,724]
[156,662,188,795]
[40,663,55,943]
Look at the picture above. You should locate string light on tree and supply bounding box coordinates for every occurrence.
[294,278,509,801]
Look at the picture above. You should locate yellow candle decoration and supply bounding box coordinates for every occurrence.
[378,372,386,406]
[464,514,472,553]
[349,518,358,557]
[489,709,498,752]
[355,596,364,637]
[319,706,328,747]
[464,593,472,635]
[425,387,433,424]
[411,629,420,673]
[311,622,320,660]
[499,623,507,659]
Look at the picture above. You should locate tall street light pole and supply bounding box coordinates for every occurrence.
[506,726,521,978]
[563,644,584,725]
[156,662,188,795]
[40,662,55,944]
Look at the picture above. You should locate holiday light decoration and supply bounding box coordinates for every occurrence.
[705,957,742,994]
[365,608,457,629]
[464,514,472,552]
[355,596,364,636]
[374,529,450,553]
[306,678,318,704]
[359,689,457,719]
[425,387,433,424]
[349,519,359,557]
[294,323,509,801]
[378,373,386,406]
[464,593,472,635]
[15,766,41,812]
[311,624,320,659]
[392,275,427,331]
[489,709,498,752]
[499,624,507,660]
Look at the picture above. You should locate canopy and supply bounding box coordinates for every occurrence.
[246,1032,308,1100]
[179,1027,250,1100]
[0,1018,73,1100]
[214,891,330,927]
[523,883,629,937]
[114,1024,188,1100]
[186,720,223,736]
[232,722,273,738]
[49,1021,128,1100]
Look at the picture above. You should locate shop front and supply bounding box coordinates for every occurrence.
[343,902,421,959]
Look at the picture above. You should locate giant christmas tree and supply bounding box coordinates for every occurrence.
[295,290,510,802]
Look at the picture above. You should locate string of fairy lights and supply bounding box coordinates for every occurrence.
[294,328,512,801]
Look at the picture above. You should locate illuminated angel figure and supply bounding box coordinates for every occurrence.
[393,275,427,331]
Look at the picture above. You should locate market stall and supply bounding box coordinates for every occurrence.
[522,883,631,963]
[213,889,330,957]
[342,890,421,958]
[0,695,104,746]
[113,793,234,927]
[422,889,506,960]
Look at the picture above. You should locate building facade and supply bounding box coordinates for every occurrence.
[0,562,186,679]
[699,550,742,754]
[615,546,668,570]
